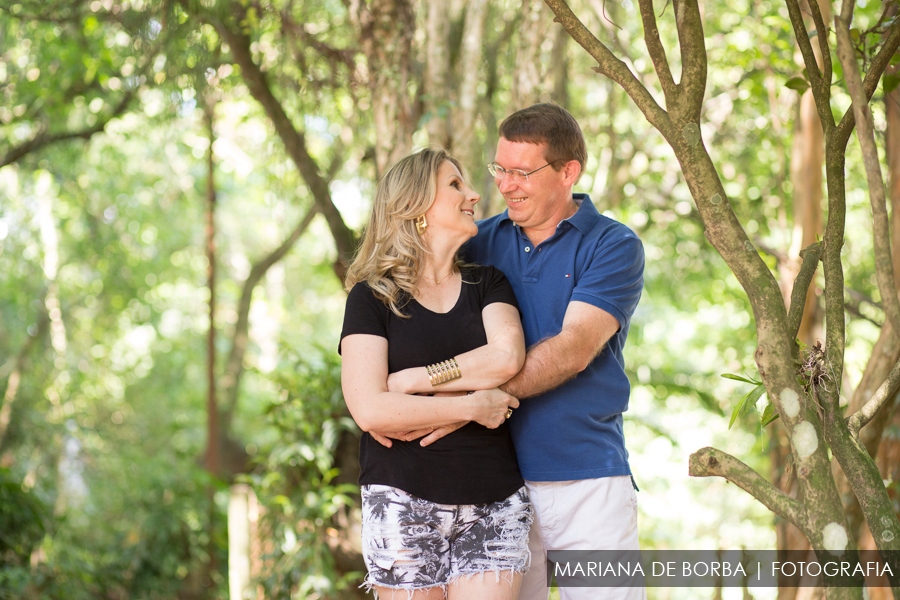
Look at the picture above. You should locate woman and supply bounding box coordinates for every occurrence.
[340,148,532,600]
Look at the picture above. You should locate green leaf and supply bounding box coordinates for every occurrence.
[728,383,765,430]
[785,76,810,94]
[890,52,900,66]
[722,373,761,384]
[761,403,780,427]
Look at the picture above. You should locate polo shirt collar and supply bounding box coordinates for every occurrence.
[496,192,600,235]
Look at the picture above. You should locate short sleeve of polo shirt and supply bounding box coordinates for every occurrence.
[476,266,519,312]
[338,283,390,354]
[571,230,644,328]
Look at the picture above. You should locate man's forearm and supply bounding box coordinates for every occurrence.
[500,333,585,399]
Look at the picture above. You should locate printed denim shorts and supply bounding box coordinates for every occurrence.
[360,484,533,593]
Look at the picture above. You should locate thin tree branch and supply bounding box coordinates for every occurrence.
[835,12,900,334]
[220,205,319,433]
[635,0,677,104]
[0,90,136,168]
[834,16,900,150]
[787,241,822,343]
[209,10,356,273]
[784,0,835,132]
[672,0,707,118]
[807,0,833,93]
[848,357,900,437]
[689,447,804,528]
[543,0,673,137]
[844,298,883,327]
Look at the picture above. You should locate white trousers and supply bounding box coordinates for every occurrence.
[520,476,648,600]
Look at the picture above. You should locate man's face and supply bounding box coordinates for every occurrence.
[493,138,574,232]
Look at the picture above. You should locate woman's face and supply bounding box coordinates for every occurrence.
[423,160,480,245]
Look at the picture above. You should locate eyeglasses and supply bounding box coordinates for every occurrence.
[487,161,558,183]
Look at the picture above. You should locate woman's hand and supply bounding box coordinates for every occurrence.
[466,388,519,429]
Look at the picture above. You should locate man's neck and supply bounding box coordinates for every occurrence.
[521,198,579,247]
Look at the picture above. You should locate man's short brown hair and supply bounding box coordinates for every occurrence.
[498,103,587,173]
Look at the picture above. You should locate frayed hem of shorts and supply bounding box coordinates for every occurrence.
[447,567,528,587]
[360,577,447,599]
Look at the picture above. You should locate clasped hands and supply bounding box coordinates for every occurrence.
[368,380,518,448]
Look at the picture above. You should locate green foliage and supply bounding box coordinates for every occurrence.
[722,373,778,431]
[249,347,362,598]
[0,468,48,565]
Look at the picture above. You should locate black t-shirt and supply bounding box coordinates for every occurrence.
[339,265,524,505]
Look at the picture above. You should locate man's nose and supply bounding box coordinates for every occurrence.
[497,175,517,194]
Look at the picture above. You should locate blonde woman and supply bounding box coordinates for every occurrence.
[340,148,532,600]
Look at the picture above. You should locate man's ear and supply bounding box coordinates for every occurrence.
[562,160,582,187]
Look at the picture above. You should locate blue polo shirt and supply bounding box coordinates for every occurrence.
[465,194,644,481]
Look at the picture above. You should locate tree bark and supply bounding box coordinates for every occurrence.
[451,0,488,174]
[777,3,829,596]
[425,0,451,149]
[350,0,417,177]
[512,0,547,109]
[203,95,219,478]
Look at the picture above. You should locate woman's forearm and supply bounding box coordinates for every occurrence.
[347,388,516,432]
[387,339,524,395]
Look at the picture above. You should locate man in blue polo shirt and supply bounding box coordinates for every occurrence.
[469,103,645,600]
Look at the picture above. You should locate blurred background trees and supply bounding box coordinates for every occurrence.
[0,0,897,598]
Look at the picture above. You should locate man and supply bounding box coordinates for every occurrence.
[467,103,645,600]
[372,103,645,599]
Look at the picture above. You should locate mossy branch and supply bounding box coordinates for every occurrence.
[672,0,707,118]
[787,242,822,348]
[636,0,677,104]
[689,447,804,528]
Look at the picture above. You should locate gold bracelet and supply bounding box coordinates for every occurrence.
[427,357,462,386]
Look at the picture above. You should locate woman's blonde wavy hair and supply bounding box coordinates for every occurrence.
[344,148,467,317]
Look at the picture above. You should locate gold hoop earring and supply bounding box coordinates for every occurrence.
[415,214,427,235]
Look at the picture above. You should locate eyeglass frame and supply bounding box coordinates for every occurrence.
[487,159,563,182]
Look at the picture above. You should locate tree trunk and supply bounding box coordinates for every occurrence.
[451,0,489,176]
[511,0,547,109]
[425,0,451,149]
[203,95,220,478]
[352,0,417,177]
[777,3,829,596]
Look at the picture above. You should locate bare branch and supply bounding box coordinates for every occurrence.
[209,10,357,271]
[784,0,835,131]
[0,90,136,168]
[848,357,900,437]
[844,297,883,327]
[672,0,707,118]
[807,0,832,92]
[543,0,672,137]
[834,14,900,334]
[635,0,678,104]
[787,242,822,343]
[220,206,319,432]
[689,447,804,527]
